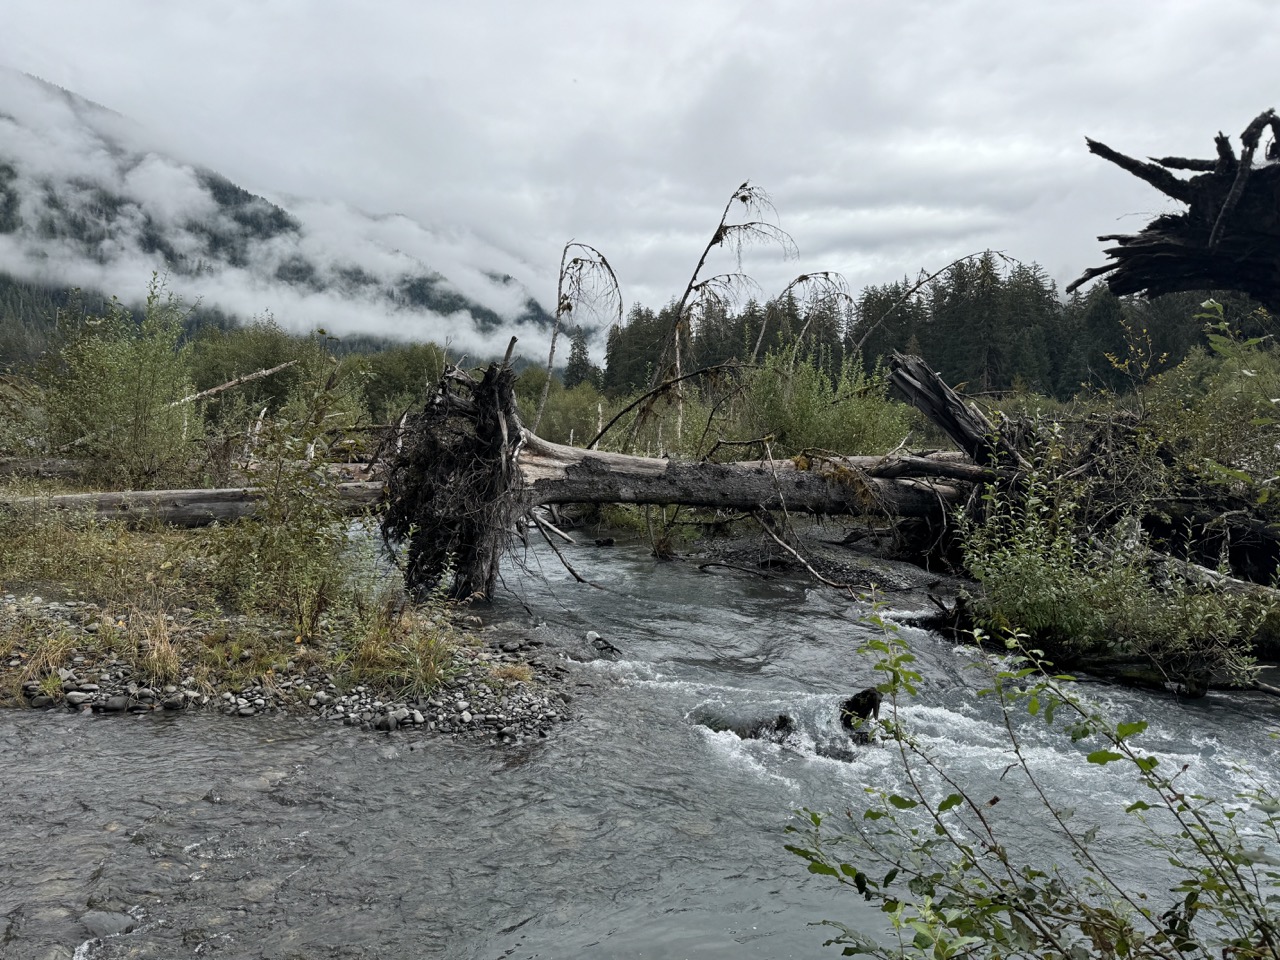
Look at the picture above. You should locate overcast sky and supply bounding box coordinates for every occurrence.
[3,0,1279,322]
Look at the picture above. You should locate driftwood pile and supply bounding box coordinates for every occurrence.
[378,353,1003,601]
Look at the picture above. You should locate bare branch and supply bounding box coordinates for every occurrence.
[636,182,798,446]
[173,360,299,406]
[533,240,622,432]
[587,361,744,450]
[532,513,602,589]
[1084,137,1196,204]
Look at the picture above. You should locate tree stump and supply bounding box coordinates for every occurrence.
[1068,109,1280,311]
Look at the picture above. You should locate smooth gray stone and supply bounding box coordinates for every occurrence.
[82,909,136,938]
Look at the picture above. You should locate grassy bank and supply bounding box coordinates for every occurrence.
[0,483,535,716]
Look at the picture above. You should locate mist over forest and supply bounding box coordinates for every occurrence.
[0,67,1264,401]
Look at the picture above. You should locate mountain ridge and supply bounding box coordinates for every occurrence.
[0,67,555,363]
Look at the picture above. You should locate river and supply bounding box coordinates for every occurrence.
[2,537,1277,959]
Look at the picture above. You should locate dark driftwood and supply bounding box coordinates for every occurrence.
[888,352,1026,468]
[0,458,88,479]
[1069,109,1280,311]
[383,356,981,600]
[2,482,384,527]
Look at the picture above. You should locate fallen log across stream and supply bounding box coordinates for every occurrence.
[379,349,1280,701]
[381,355,996,601]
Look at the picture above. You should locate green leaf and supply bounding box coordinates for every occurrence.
[889,794,920,810]
[808,861,839,877]
[1116,721,1148,740]
[938,794,964,813]
[1087,749,1124,765]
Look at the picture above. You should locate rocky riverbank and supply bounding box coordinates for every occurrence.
[0,591,577,743]
[699,525,966,607]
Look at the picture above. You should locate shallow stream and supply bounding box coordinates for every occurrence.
[2,537,1277,959]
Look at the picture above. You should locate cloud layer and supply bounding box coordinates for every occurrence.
[0,70,559,358]
[2,1,1278,352]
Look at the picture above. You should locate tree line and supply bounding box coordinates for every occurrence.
[600,251,1266,401]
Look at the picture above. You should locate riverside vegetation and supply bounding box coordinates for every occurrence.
[0,279,571,736]
[787,611,1279,960]
[0,273,1276,713]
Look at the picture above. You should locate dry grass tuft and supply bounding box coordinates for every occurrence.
[123,608,184,687]
[341,589,460,699]
[490,662,534,684]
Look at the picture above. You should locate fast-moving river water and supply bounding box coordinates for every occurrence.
[2,538,1278,960]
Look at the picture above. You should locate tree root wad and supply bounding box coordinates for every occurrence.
[380,362,524,601]
[1069,109,1280,311]
[382,357,972,601]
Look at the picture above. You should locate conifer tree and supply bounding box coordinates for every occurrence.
[563,326,598,390]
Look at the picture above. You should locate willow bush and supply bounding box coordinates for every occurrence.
[736,351,915,457]
[959,437,1264,692]
[788,615,1279,960]
[43,277,194,488]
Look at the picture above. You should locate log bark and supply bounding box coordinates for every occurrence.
[2,482,383,527]
[518,432,965,516]
[888,352,1026,467]
[0,458,88,479]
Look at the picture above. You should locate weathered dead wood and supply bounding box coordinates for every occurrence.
[0,458,88,479]
[888,352,1027,468]
[384,354,984,600]
[1069,110,1280,311]
[56,360,302,454]
[1,482,383,527]
[518,431,963,517]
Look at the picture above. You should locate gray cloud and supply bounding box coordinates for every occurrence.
[1,0,1277,353]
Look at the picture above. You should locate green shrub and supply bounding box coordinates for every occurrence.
[43,277,195,488]
[535,381,609,446]
[960,440,1264,689]
[737,351,915,456]
[211,367,362,636]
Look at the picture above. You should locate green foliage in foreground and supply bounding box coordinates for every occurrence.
[788,614,1279,960]
[959,442,1265,691]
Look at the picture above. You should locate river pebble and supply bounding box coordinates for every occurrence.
[0,591,577,744]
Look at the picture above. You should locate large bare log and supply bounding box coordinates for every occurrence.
[383,357,982,600]
[518,432,964,516]
[2,482,383,527]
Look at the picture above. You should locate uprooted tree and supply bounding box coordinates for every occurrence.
[382,340,1280,698]
[1068,108,1280,310]
[379,349,986,601]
